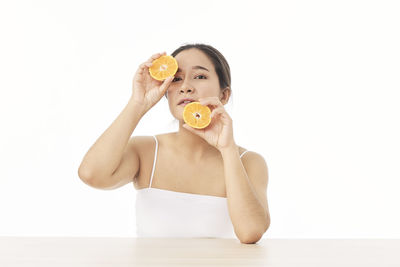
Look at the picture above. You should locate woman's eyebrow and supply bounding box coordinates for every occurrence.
[176,65,210,73]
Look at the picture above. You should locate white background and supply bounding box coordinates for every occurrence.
[0,0,399,238]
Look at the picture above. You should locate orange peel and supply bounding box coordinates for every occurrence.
[149,55,178,81]
[183,102,212,129]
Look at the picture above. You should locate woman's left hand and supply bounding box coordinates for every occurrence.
[183,96,236,152]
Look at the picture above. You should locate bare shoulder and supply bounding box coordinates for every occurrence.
[238,146,248,156]
[239,148,266,161]
[132,135,155,149]
[128,135,152,189]
[132,133,177,163]
[130,135,161,166]
[131,133,167,151]
[237,147,268,169]
[239,149,268,174]
[131,133,171,188]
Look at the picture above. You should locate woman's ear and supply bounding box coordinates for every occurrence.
[220,87,231,105]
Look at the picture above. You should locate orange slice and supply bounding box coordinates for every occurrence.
[183,102,212,129]
[149,55,178,81]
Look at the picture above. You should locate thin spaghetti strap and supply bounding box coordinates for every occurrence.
[240,150,249,158]
[149,135,158,188]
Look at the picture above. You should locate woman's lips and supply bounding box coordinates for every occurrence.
[179,100,196,106]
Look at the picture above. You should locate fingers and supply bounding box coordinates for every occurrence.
[158,76,174,94]
[199,97,230,121]
[146,51,167,65]
[137,51,167,74]
[210,107,225,118]
[139,60,153,71]
[148,51,166,61]
[137,62,151,75]
[199,96,223,108]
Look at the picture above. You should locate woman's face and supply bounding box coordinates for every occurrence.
[166,48,226,121]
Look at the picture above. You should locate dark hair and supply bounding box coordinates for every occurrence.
[165,43,231,100]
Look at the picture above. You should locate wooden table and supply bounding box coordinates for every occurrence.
[1,237,399,266]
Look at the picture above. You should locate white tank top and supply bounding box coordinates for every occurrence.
[135,135,249,238]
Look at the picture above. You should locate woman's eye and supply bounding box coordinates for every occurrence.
[195,75,207,79]
[172,75,206,82]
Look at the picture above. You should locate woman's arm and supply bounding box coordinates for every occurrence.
[221,146,270,244]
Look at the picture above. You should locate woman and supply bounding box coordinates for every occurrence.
[78,43,270,244]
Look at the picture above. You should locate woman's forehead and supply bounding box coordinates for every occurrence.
[174,49,214,72]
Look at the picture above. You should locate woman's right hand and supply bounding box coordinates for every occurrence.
[131,52,175,113]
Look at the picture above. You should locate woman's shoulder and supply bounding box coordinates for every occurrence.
[130,133,170,153]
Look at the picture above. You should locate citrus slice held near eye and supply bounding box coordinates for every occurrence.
[183,102,212,129]
[149,55,178,81]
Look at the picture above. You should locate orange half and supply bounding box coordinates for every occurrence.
[183,102,212,129]
[149,55,178,81]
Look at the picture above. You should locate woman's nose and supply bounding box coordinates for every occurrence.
[180,88,193,94]
[179,79,195,94]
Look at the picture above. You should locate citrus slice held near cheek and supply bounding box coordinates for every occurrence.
[182,102,212,129]
[149,55,178,81]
